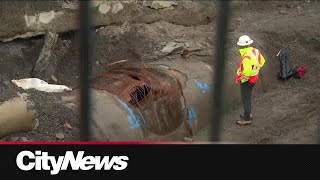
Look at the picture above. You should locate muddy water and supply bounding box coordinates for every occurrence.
[0,93,38,138]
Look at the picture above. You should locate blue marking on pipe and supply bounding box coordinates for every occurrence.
[117,98,144,129]
[188,107,197,129]
[194,80,209,93]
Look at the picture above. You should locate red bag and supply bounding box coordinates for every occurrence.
[293,65,307,78]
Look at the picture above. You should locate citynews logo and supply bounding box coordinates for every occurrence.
[16,151,129,175]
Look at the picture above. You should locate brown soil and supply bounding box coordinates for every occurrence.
[0,1,319,143]
[195,2,320,144]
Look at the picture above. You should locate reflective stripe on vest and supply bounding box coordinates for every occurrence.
[236,55,251,75]
[237,49,261,77]
[250,49,261,76]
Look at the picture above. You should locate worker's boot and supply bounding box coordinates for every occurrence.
[236,119,252,125]
[237,113,252,125]
[240,113,253,120]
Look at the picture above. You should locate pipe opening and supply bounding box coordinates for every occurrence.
[129,84,152,107]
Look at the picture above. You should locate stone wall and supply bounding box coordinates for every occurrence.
[0,1,218,42]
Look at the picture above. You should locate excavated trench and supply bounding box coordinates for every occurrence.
[0,1,319,142]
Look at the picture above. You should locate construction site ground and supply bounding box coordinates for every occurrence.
[0,1,319,143]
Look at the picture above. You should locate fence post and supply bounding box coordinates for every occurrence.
[210,0,231,142]
[79,0,94,141]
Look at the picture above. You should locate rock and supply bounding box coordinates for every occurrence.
[174,39,185,43]
[190,47,202,52]
[55,132,64,139]
[165,6,175,10]
[184,137,193,142]
[145,1,178,10]
[236,17,244,22]
[33,120,39,131]
[98,3,111,14]
[51,75,57,83]
[159,42,167,46]
[279,10,288,15]
[0,94,37,139]
[162,41,202,55]
[31,32,59,80]
[61,1,80,9]
[61,95,78,104]
[161,45,183,54]
[276,132,283,136]
[203,42,211,48]
[186,42,202,52]
[10,137,19,142]
[63,122,72,130]
[297,5,303,14]
[176,43,185,47]
[166,41,177,47]
[20,137,28,142]
[205,65,213,72]
[1,1,215,42]
[161,42,184,54]
[111,2,124,14]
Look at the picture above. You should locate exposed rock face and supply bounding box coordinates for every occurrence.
[0,1,217,42]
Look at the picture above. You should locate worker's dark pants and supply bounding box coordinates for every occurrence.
[240,82,255,121]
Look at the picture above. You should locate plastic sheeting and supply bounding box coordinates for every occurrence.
[11,78,72,93]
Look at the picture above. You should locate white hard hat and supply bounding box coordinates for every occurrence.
[237,35,253,46]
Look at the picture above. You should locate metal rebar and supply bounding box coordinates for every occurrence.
[210,0,231,142]
[79,0,93,141]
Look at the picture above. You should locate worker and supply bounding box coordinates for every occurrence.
[235,35,265,125]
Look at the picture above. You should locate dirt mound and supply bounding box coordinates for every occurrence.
[195,1,320,143]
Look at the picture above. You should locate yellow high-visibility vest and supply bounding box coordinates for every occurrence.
[236,47,265,83]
